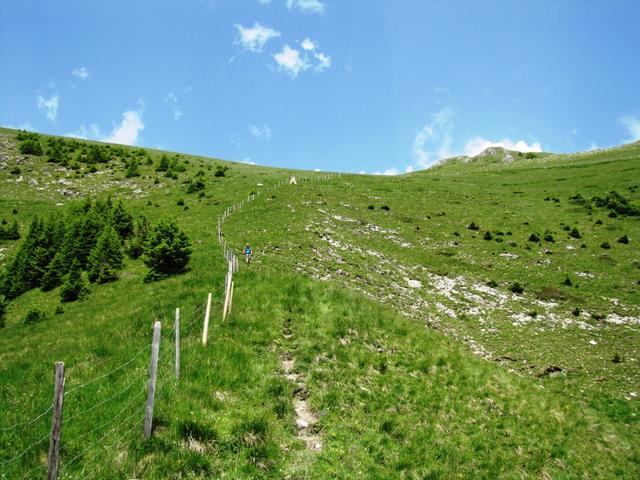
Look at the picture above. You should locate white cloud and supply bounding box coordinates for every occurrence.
[235,23,280,53]
[404,165,414,173]
[413,107,455,168]
[72,67,90,80]
[462,137,542,157]
[257,0,272,4]
[241,158,257,165]
[314,52,331,72]
[286,0,325,13]
[249,124,272,139]
[102,110,144,146]
[620,115,640,142]
[164,92,183,120]
[36,94,60,122]
[65,123,102,140]
[273,45,310,77]
[298,38,331,72]
[301,38,316,51]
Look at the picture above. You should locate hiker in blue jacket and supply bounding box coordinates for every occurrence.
[244,243,253,264]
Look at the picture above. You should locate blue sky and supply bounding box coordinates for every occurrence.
[1,0,639,174]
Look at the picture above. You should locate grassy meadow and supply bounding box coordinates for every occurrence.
[0,128,639,478]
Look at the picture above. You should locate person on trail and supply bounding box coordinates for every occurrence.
[244,243,252,264]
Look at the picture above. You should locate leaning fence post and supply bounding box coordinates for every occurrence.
[229,281,235,316]
[175,308,180,380]
[144,321,161,439]
[202,292,212,345]
[47,362,65,480]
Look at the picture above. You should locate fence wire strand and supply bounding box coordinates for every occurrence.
[64,342,151,398]
[0,403,53,432]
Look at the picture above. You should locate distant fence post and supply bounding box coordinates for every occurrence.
[202,292,212,345]
[47,361,65,480]
[229,280,235,316]
[175,308,180,380]
[144,321,161,439]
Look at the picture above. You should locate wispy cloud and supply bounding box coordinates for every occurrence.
[413,107,455,168]
[314,52,331,72]
[103,110,144,146]
[620,115,640,142]
[286,0,325,14]
[462,137,542,157]
[249,124,272,139]
[257,0,272,4]
[65,123,102,140]
[235,23,280,53]
[2,122,36,132]
[36,94,60,122]
[164,92,183,120]
[72,67,90,80]
[273,45,310,78]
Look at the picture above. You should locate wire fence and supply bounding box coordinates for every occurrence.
[1,173,341,478]
[0,298,208,479]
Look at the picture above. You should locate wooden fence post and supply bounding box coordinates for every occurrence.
[175,308,180,380]
[47,362,65,480]
[202,292,212,345]
[144,321,161,439]
[229,281,234,316]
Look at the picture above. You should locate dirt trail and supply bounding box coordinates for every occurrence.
[280,315,322,452]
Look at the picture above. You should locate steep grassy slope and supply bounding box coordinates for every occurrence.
[1,129,639,478]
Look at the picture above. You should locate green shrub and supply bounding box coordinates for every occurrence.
[543,233,554,242]
[176,198,185,206]
[9,166,21,175]
[0,295,6,328]
[142,218,192,282]
[569,227,581,239]
[467,221,480,231]
[19,138,43,156]
[186,179,205,194]
[483,231,493,241]
[528,233,540,242]
[124,159,140,178]
[381,205,390,211]
[562,276,572,286]
[0,220,20,240]
[600,242,611,249]
[617,235,629,244]
[24,308,46,325]
[509,282,524,294]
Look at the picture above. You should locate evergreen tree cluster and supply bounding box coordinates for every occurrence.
[0,219,20,240]
[0,198,140,302]
[156,154,187,180]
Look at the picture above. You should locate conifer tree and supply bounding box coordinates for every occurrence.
[112,201,134,240]
[142,218,191,281]
[41,252,66,291]
[60,260,89,302]
[87,225,124,284]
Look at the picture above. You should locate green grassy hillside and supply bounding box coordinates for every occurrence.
[1,128,638,478]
